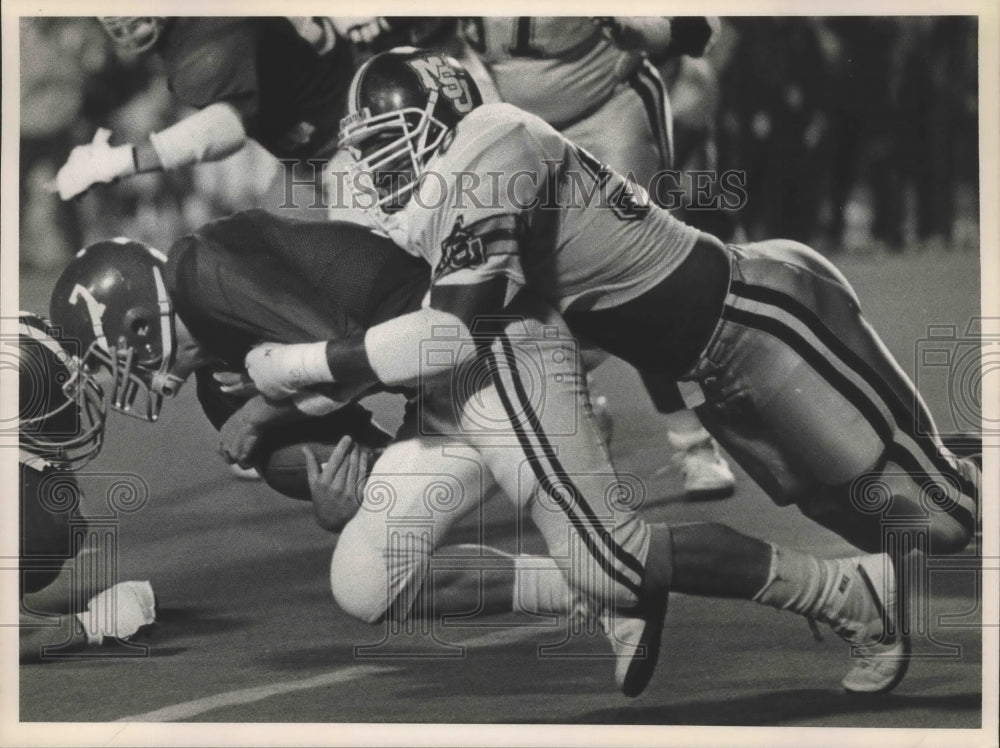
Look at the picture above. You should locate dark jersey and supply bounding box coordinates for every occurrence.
[19,454,86,596]
[157,17,355,160]
[164,209,429,432]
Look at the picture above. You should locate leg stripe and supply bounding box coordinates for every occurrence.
[729,280,975,499]
[496,333,646,580]
[485,344,643,597]
[628,60,673,172]
[720,303,975,533]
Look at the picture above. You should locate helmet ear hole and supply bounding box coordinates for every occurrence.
[125,310,150,339]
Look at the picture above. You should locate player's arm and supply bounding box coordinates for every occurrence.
[55,104,247,200]
[244,113,545,393]
[245,279,510,394]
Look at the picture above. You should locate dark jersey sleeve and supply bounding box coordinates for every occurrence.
[158,17,355,159]
[159,18,260,119]
[20,460,87,596]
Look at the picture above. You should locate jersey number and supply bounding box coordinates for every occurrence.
[573,145,651,222]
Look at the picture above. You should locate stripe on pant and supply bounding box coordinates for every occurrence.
[721,301,975,533]
[729,280,976,500]
[628,60,674,173]
[484,337,644,597]
[496,333,645,580]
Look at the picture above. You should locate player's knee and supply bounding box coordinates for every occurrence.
[329,549,387,624]
[927,516,974,556]
[329,525,388,624]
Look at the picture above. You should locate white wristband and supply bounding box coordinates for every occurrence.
[294,342,336,385]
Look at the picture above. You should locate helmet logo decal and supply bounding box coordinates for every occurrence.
[68,284,109,352]
[407,54,475,114]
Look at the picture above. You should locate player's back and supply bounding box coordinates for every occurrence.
[465,18,638,127]
[166,209,429,368]
[384,103,700,313]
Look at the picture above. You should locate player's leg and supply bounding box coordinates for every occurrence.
[329,433,577,625]
[421,299,676,695]
[678,238,977,691]
[687,238,977,553]
[440,300,913,695]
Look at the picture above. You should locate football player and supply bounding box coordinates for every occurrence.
[16,313,155,661]
[54,17,355,202]
[49,212,919,697]
[46,214,582,635]
[462,17,736,499]
[244,48,978,695]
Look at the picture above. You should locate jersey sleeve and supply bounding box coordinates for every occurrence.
[422,105,568,300]
[162,18,260,121]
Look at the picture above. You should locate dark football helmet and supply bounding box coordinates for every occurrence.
[16,312,105,469]
[98,17,167,53]
[49,239,180,422]
[338,47,483,210]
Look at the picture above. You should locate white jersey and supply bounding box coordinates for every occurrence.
[464,18,640,127]
[375,103,700,313]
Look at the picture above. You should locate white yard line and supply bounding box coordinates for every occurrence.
[114,664,395,722]
[114,627,548,722]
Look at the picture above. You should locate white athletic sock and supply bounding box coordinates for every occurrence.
[512,556,578,615]
[752,544,844,620]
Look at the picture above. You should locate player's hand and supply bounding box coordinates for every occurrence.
[213,370,259,398]
[55,128,136,200]
[302,437,373,532]
[244,341,334,401]
[218,401,266,468]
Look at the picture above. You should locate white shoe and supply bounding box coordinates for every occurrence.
[598,593,669,697]
[820,554,910,694]
[667,431,735,500]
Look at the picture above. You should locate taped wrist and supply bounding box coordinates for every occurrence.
[289,342,337,385]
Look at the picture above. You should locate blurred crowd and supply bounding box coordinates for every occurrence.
[19,16,980,270]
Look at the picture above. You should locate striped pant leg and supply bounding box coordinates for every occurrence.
[690,240,977,555]
[454,309,651,610]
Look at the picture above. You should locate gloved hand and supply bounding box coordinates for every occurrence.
[55,128,136,200]
[76,581,156,645]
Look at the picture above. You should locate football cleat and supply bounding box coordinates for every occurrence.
[598,591,669,697]
[820,553,910,694]
[667,430,736,500]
